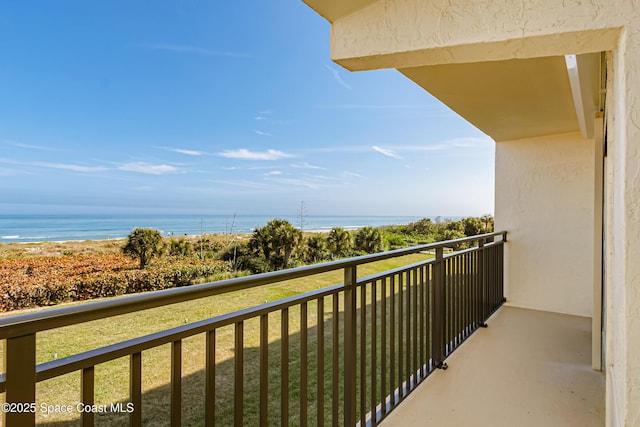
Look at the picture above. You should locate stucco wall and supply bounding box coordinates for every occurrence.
[495,133,594,317]
[303,0,640,424]
[606,35,640,427]
[605,47,626,427]
[328,0,623,71]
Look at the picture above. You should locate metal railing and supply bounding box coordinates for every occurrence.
[0,231,506,426]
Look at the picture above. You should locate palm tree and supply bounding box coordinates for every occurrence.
[327,227,352,258]
[354,226,385,254]
[167,238,193,257]
[270,219,302,269]
[249,225,273,261]
[249,219,302,270]
[481,214,494,232]
[461,217,484,236]
[305,235,329,263]
[122,228,164,269]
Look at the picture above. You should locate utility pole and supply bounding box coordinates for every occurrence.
[226,212,238,247]
[298,201,306,231]
[200,216,204,260]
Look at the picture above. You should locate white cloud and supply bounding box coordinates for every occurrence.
[119,162,178,175]
[265,170,283,177]
[308,137,491,159]
[35,162,108,173]
[372,146,403,159]
[254,109,274,121]
[269,177,319,189]
[395,136,493,152]
[172,148,206,156]
[291,162,325,170]
[324,64,352,90]
[396,144,448,152]
[343,171,364,178]
[449,136,494,147]
[3,140,56,151]
[254,130,273,136]
[311,175,338,181]
[213,180,275,190]
[248,166,279,170]
[218,149,294,161]
[384,137,493,152]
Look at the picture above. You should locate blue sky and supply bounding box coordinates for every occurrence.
[0,1,494,217]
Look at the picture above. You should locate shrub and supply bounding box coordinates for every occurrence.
[406,218,434,235]
[327,227,352,258]
[194,236,225,259]
[460,217,485,237]
[305,235,330,263]
[249,219,302,270]
[242,256,272,274]
[122,228,164,269]
[440,229,467,250]
[0,255,230,311]
[219,242,252,271]
[354,227,385,254]
[384,232,407,249]
[167,238,193,258]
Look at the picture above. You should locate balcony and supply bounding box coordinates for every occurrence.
[0,231,603,426]
[381,305,604,427]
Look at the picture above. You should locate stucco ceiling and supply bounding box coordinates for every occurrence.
[401,56,589,142]
[301,0,375,22]
[302,0,602,142]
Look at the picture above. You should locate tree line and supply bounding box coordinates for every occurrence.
[123,216,494,273]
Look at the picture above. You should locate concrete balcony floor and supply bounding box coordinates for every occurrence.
[381,306,605,427]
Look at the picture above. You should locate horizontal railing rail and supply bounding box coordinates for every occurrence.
[23,285,343,385]
[0,231,507,426]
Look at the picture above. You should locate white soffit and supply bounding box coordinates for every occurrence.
[400,56,580,142]
[301,0,376,22]
[565,55,588,137]
[564,53,601,139]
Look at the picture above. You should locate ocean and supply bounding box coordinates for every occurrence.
[0,214,432,243]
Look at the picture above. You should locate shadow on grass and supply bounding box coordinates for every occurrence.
[39,306,349,427]
[38,276,438,427]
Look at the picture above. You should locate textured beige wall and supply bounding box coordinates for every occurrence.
[302,0,640,424]
[606,34,640,427]
[329,0,622,70]
[605,48,626,426]
[495,133,595,317]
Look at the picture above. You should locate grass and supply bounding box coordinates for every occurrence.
[1,252,432,426]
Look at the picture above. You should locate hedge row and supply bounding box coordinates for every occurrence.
[0,260,231,312]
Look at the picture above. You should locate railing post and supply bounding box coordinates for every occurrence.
[344,265,357,426]
[478,238,489,327]
[432,247,447,369]
[4,334,37,426]
[500,233,507,303]
[478,238,493,328]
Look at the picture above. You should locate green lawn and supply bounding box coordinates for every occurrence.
[3,253,432,426]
